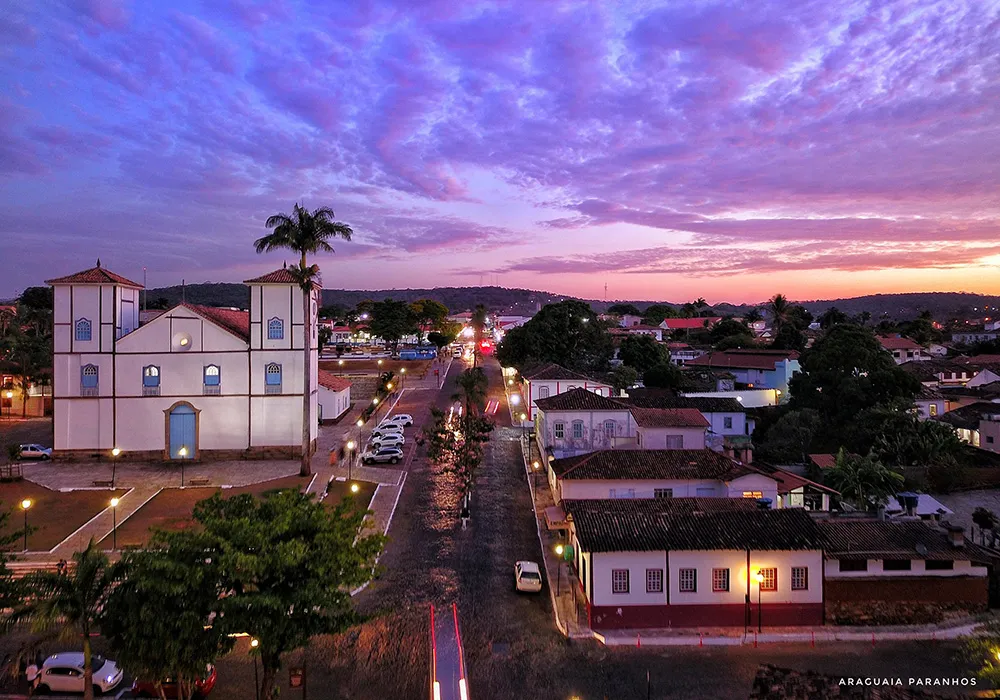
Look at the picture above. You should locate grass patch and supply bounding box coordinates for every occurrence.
[0,482,127,551]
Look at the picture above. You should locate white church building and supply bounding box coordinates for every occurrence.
[47,262,319,461]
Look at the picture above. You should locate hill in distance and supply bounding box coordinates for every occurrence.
[141,283,1000,321]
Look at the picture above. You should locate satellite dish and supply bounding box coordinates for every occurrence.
[915,543,929,556]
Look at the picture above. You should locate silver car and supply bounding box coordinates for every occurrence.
[362,446,403,465]
[19,443,52,460]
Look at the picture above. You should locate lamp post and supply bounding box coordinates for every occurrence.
[520,413,527,440]
[5,390,12,419]
[356,418,364,454]
[250,638,260,700]
[400,367,406,391]
[111,447,120,488]
[178,446,188,486]
[531,460,540,488]
[346,440,355,482]
[371,397,380,425]
[110,497,119,550]
[20,498,31,551]
[754,571,764,633]
[555,544,564,596]
[351,483,360,495]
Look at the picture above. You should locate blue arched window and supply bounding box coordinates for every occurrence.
[75,318,92,342]
[81,364,99,396]
[267,317,284,340]
[264,363,282,394]
[142,365,160,395]
[203,365,221,395]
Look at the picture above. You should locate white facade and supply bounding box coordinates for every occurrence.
[50,266,318,460]
[682,388,780,408]
[635,425,706,450]
[558,472,778,504]
[524,377,613,420]
[824,558,987,579]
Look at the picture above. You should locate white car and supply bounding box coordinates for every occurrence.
[452,347,463,358]
[19,443,52,460]
[34,652,123,695]
[370,432,405,448]
[361,446,404,465]
[370,424,404,440]
[515,560,543,593]
[381,413,413,427]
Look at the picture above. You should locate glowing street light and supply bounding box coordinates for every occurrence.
[20,498,31,551]
[351,483,360,494]
[754,570,765,633]
[554,544,565,596]
[520,412,528,439]
[110,497,120,550]
[249,638,261,700]
[111,447,121,488]
[346,440,356,481]
[178,446,188,487]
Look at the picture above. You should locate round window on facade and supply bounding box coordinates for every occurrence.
[173,332,193,351]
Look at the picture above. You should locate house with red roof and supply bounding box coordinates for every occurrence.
[685,349,801,395]
[47,262,321,460]
[877,334,928,364]
[659,316,721,331]
[317,370,351,423]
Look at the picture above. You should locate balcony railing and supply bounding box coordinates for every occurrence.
[203,384,221,396]
[264,385,281,395]
[142,386,161,397]
[81,387,99,397]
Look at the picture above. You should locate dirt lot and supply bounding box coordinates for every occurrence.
[103,475,309,548]
[0,481,127,551]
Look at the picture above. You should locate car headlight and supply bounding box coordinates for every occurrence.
[106,675,114,683]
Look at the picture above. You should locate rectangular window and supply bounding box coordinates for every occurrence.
[839,559,868,572]
[538,386,549,399]
[664,435,683,449]
[203,365,221,395]
[712,568,729,592]
[678,568,697,592]
[723,416,733,429]
[925,560,954,571]
[759,567,777,591]
[264,363,282,394]
[572,422,584,439]
[988,436,995,444]
[554,422,564,439]
[929,403,938,416]
[81,365,99,396]
[609,488,635,499]
[611,569,629,594]
[791,567,808,590]
[742,491,763,499]
[646,569,663,594]
[603,420,616,439]
[883,559,912,571]
[654,488,673,498]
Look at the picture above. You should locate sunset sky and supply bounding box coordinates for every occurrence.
[2,0,998,303]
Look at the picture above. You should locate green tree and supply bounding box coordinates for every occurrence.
[769,324,806,352]
[607,303,641,316]
[255,203,353,476]
[607,365,639,395]
[318,324,333,348]
[767,293,791,333]
[961,620,1000,688]
[4,541,115,700]
[427,331,454,349]
[790,324,922,424]
[190,489,383,700]
[470,304,488,367]
[642,362,683,390]
[319,303,348,320]
[758,409,822,464]
[0,505,23,611]
[709,318,752,343]
[496,300,613,373]
[825,449,903,511]
[369,299,418,354]
[0,326,49,417]
[640,303,677,325]
[818,307,849,329]
[714,333,756,351]
[973,507,997,545]
[862,410,964,466]
[102,534,234,700]
[618,335,668,373]
[410,299,450,339]
[742,308,763,324]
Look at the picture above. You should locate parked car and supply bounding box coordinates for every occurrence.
[370,432,405,448]
[33,653,123,696]
[19,443,52,460]
[370,424,404,439]
[514,561,543,593]
[133,664,217,698]
[362,446,403,465]
[380,413,414,427]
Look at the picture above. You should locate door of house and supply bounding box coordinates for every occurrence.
[168,404,196,459]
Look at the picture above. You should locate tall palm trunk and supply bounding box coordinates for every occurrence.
[300,253,312,477]
[83,635,94,700]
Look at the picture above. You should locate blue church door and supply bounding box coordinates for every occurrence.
[168,404,196,459]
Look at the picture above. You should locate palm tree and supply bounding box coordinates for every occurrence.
[4,541,115,700]
[767,293,790,333]
[825,449,903,511]
[255,204,353,476]
[454,367,489,416]
[470,304,488,368]
[743,308,763,324]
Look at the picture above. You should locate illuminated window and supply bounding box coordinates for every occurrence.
[203,365,220,395]
[612,569,629,594]
[678,568,697,592]
[759,567,777,592]
[742,491,764,499]
[791,567,808,591]
[929,404,938,416]
[712,568,729,592]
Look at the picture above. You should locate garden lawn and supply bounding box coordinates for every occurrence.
[102,475,309,548]
[323,478,377,512]
[0,482,127,552]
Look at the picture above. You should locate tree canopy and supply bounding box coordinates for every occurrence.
[607,303,641,316]
[618,335,668,373]
[642,361,683,390]
[495,300,613,373]
[824,449,903,511]
[369,298,418,352]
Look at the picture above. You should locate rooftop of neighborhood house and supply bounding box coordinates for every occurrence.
[630,406,710,428]
[521,362,607,383]
[178,303,250,342]
[317,370,352,392]
[535,387,625,412]
[534,388,722,427]
[565,498,820,553]
[931,401,1000,430]
[685,349,800,371]
[818,520,995,561]
[957,354,1000,366]
[916,385,945,400]
[244,267,322,289]
[750,463,840,496]
[877,335,924,351]
[621,389,744,413]
[659,316,722,329]
[46,262,144,289]
[551,449,753,482]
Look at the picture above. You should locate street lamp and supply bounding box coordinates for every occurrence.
[178,446,188,487]
[346,440,355,481]
[520,412,527,439]
[111,447,120,488]
[250,638,260,700]
[20,498,31,551]
[5,390,12,419]
[754,571,765,633]
[110,497,120,550]
[356,418,364,452]
[351,483,360,494]
[555,544,565,596]
[400,367,406,391]
[532,460,540,487]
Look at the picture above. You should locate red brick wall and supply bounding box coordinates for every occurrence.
[825,576,987,605]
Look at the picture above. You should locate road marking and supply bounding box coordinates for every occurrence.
[48,486,141,554]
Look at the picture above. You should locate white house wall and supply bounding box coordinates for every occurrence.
[682,389,778,408]
[591,551,667,606]
[669,550,823,606]
[727,474,779,503]
[635,426,705,450]
[825,559,988,579]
